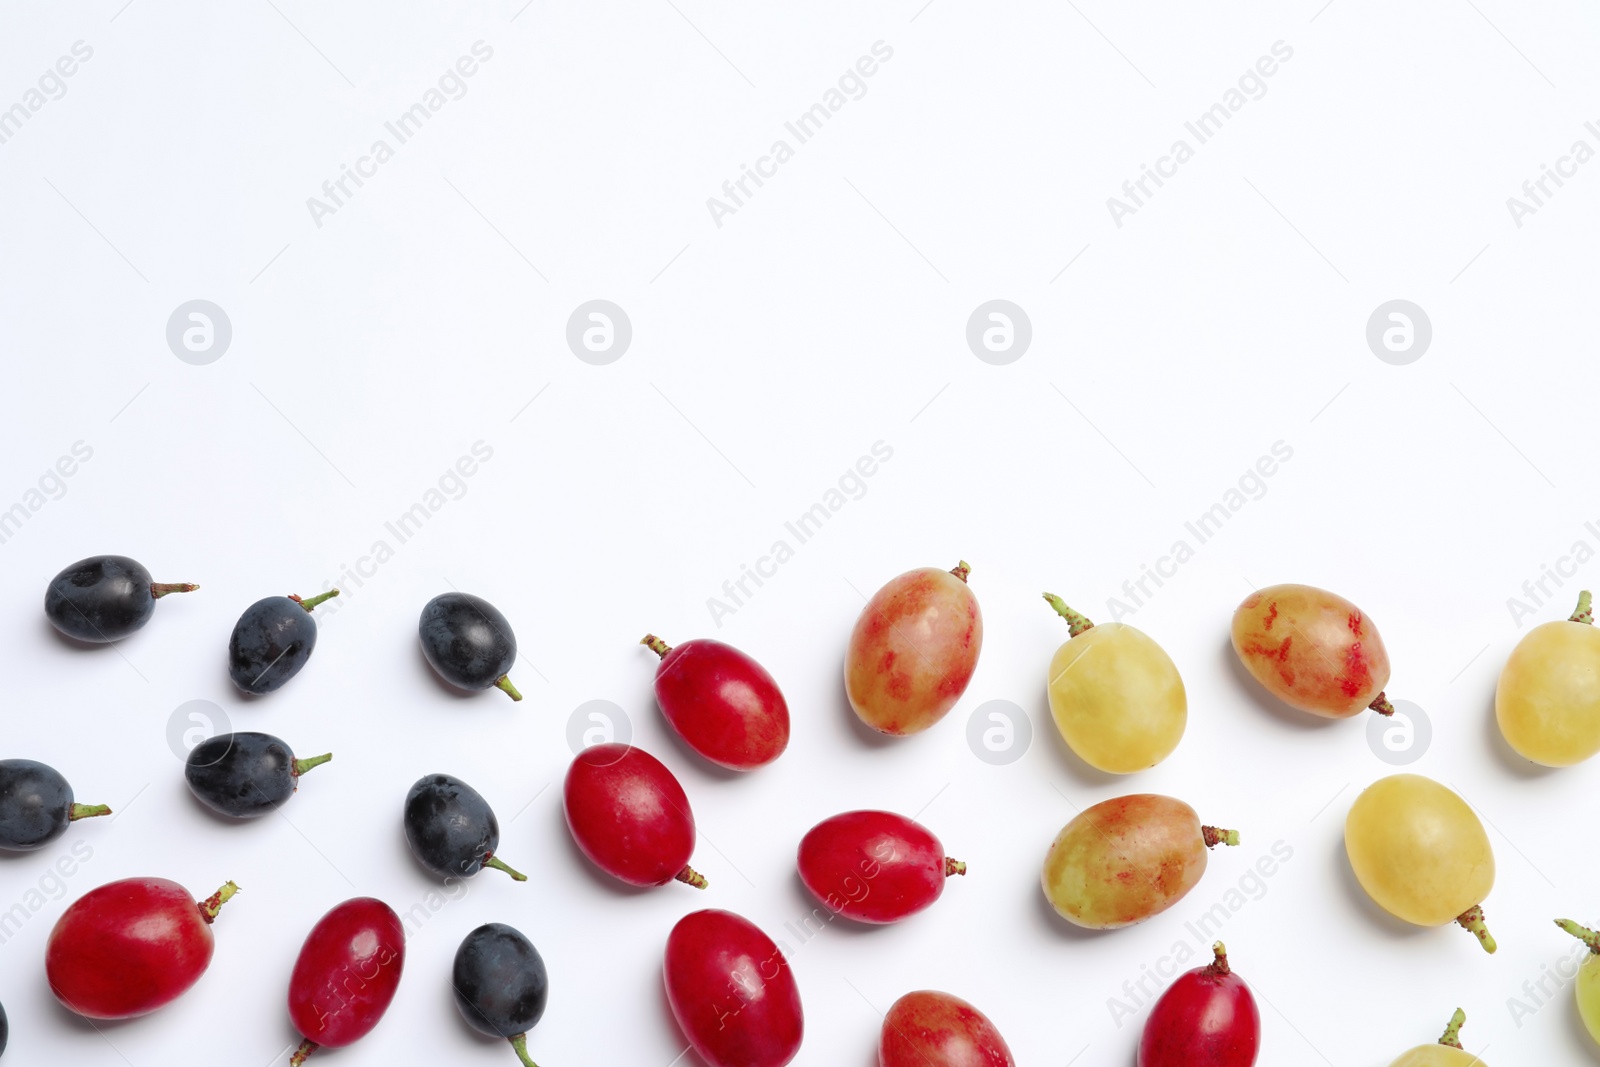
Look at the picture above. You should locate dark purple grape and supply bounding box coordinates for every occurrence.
[453,923,548,1064]
[227,590,338,694]
[418,593,521,700]
[0,759,109,851]
[44,555,197,643]
[403,774,525,882]
[184,732,331,819]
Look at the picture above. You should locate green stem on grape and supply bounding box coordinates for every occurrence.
[950,561,972,583]
[1201,826,1240,848]
[1206,942,1231,976]
[1437,1008,1467,1049]
[509,1034,541,1067]
[198,881,239,923]
[290,1038,319,1066]
[293,752,333,777]
[1042,593,1095,637]
[1571,591,1594,625]
[1457,906,1497,953]
[1368,692,1396,716]
[641,634,673,659]
[485,855,528,882]
[150,582,199,599]
[290,589,340,612]
[68,803,111,821]
[676,866,709,889]
[945,857,967,877]
[1555,918,1600,954]
[494,675,524,702]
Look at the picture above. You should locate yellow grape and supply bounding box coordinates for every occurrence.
[1387,1009,1487,1066]
[1496,591,1600,766]
[1042,594,1185,774]
[1555,919,1600,1046]
[1345,775,1496,953]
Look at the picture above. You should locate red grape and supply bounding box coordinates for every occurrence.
[287,897,406,1065]
[664,909,803,1067]
[845,561,983,735]
[564,743,706,889]
[879,990,1015,1067]
[1138,943,1260,1067]
[798,810,965,924]
[46,877,238,1019]
[642,635,790,770]
[1231,584,1394,718]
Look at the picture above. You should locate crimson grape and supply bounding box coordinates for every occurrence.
[642,634,790,770]
[1138,943,1260,1067]
[665,909,803,1067]
[798,810,965,923]
[47,877,238,1019]
[879,990,1014,1067]
[288,898,405,1065]
[563,743,706,889]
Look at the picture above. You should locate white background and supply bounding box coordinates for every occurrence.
[1,1,1598,1064]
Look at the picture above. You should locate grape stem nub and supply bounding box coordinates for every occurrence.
[1556,918,1600,954]
[641,634,673,659]
[950,561,972,583]
[1572,591,1594,625]
[1456,906,1496,953]
[1206,942,1231,976]
[1201,826,1240,848]
[1042,593,1094,637]
[676,866,708,889]
[1368,692,1396,716]
[1438,1008,1467,1049]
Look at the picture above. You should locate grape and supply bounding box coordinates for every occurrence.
[1344,775,1496,952]
[403,774,526,882]
[1042,594,1186,773]
[1042,794,1238,929]
[797,810,963,924]
[1496,591,1600,766]
[1554,919,1600,1046]
[44,555,197,643]
[845,561,982,736]
[228,590,339,694]
[1386,1009,1486,1066]
[1231,583,1394,718]
[1138,943,1259,1067]
[878,990,1014,1066]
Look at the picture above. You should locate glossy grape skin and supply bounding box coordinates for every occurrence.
[46,877,236,1019]
[1042,794,1233,929]
[0,759,107,851]
[0,1000,7,1057]
[1044,600,1186,773]
[645,636,790,770]
[453,923,549,1063]
[1231,584,1391,718]
[564,743,703,889]
[403,773,525,882]
[44,555,195,643]
[845,563,982,736]
[1496,600,1600,765]
[288,898,404,1062]
[665,909,803,1067]
[798,811,963,924]
[228,594,328,694]
[1137,945,1259,1067]
[185,733,330,819]
[419,592,521,699]
[879,990,1014,1067]
[1345,775,1496,950]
